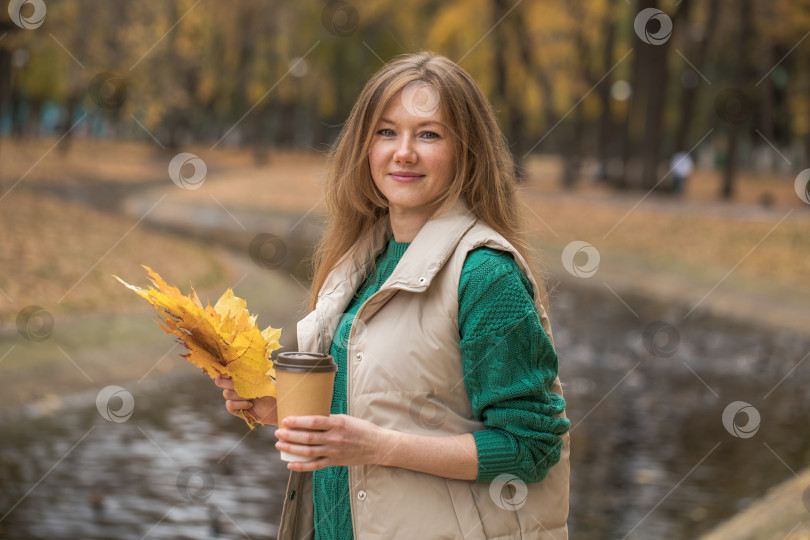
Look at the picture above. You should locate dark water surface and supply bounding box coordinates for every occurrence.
[1,285,809,539]
[0,377,289,540]
[554,286,810,539]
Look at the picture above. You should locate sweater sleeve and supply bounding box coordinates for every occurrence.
[458,247,570,484]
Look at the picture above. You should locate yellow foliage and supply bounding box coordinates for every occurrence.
[115,266,282,428]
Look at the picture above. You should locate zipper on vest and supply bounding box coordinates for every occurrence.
[287,471,304,539]
[344,292,382,540]
[317,309,329,355]
[346,305,359,540]
[325,286,400,540]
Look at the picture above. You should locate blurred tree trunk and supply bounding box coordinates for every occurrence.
[721,0,754,200]
[596,0,620,182]
[638,19,671,189]
[561,0,607,189]
[673,0,719,154]
[0,44,11,173]
[311,97,330,151]
[27,99,42,137]
[561,107,585,189]
[757,1,776,172]
[56,0,96,155]
[623,0,690,190]
[57,94,80,154]
[491,0,526,180]
[511,14,557,162]
[10,87,23,137]
[621,0,651,190]
[279,100,296,147]
[805,132,810,167]
[249,108,269,166]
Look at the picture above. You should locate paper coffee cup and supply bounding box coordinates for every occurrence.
[274,352,337,462]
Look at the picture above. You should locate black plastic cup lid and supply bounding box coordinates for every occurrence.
[275,352,337,373]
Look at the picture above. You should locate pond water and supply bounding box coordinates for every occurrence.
[1,284,808,539]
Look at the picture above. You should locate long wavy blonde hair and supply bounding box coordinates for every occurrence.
[308,52,548,312]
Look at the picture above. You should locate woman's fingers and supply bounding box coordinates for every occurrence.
[281,415,331,430]
[273,414,385,468]
[221,388,245,401]
[225,399,252,414]
[285,457,330,472]
[214,376,234,389]
[275,428,321,445]
[276,440,324,458]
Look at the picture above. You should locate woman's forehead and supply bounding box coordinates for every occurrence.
[380,81,444,122]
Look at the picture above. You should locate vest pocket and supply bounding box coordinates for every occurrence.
[470,479,524,539]
[445,479,487,540]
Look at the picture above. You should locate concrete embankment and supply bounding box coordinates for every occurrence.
[698,468,810,539]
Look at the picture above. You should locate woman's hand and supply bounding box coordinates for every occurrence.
[214,376,278,427]
[275,414,387,471]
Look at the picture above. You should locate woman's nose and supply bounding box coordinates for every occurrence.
[394,137,416,163]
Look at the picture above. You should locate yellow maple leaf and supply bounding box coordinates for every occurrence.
[114,266,282,428]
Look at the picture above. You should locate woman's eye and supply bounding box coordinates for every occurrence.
[377,128,395,136]
[422,131,440,139]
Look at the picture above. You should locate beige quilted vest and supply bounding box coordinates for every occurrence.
[277,197,570,540]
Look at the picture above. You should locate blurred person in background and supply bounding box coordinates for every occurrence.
[670,151,695,194]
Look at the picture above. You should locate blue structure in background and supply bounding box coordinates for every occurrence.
[0,100,112,138]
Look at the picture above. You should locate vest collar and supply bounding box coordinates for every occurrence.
[319,196,477,299]
[382,196,477,291]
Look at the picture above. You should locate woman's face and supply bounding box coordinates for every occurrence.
[368,83,454,227]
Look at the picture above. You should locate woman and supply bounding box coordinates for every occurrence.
[215,52,571,539]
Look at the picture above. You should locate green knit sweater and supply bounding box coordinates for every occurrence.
[312,236,570,540]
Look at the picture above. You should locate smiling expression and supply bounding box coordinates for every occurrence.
[368,84,455,231]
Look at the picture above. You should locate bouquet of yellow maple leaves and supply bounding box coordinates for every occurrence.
[115,266,282,429]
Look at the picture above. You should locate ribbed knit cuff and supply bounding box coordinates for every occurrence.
[473,429,519,482]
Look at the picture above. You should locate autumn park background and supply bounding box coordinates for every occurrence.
[1,1,810,539]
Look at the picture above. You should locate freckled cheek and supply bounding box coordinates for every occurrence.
[369,145,394,167]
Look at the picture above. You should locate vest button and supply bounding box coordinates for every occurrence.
[357,490,367,501]
[418,276,427,285]
[356,352,363,360]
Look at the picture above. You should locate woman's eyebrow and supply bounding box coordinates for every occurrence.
[378,117,442,128]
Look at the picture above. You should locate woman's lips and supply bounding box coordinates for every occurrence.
[390,172,424,182]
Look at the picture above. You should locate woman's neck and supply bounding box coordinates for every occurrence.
[387,205,440,243]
